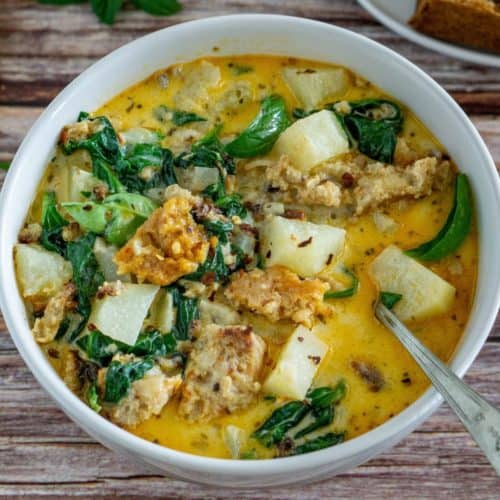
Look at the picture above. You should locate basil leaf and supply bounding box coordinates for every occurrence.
[293,432,345,455]
[40,191,68,256]
[225,95,290,158]
[103,357,154,403]
[131,0,181,16]
[91,0,123,24]
[380,291,403,310]
[405,174,472,261]
[252,401,309,447]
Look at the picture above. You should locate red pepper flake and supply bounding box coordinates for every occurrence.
[308,355,321,365]
[341,172,355,188]
[283,209,305,220]
[87,323,97,332]
[298,236,313,248]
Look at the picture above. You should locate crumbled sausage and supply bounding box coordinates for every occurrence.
[178,323,266,422]
[225,266,332,327]
[114,196,210,286]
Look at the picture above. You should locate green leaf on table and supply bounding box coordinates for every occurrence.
[91,0,123,24]
[132,0,182,16]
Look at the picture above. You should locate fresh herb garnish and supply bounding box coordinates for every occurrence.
[405,174,472,261]
[379,291,403,310]
[38,0,181,25]
[225,95,290,158]
[103,357,154,403]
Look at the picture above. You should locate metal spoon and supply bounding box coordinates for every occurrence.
[375,302,500,475]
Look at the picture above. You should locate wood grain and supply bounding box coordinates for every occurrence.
[0,0,499,497]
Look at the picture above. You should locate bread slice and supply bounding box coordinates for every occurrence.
[410,0,500,54]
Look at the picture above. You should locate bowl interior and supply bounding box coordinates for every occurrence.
[1,15,499,487]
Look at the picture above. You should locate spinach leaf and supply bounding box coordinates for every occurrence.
[335,99,403,163]
[77,329,178,366]
[184,244,229,282]
[171,110,207,126]
[62,116,121,164]
[203,182,247,218]
[293,432,345,455]
[131,0,182,16]
[0,161,10,171]
[169,287,199,341]
[225,95,290,158]
[176,126,235,175]
[307,381,347,408]
[87,382,102,413]
[40,191,68,256]
[104,192,158,217]
[294,406,334,439]
[201,220,234,244]
[379,291,403,310]
[62,202,109,234]
[405,174,472,261]
[92,159,125,194]
[66,233,104,328]
[130,330,177,357]
[104,207,144,246]
[252,401,309,447]
[103,357,154,403]
[324,268,359,299]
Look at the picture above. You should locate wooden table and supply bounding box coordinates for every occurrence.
[1,1,499,497]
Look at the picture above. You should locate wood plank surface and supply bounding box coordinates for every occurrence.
[0,0,499,497]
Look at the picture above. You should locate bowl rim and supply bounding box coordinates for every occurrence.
[1,13,499,479]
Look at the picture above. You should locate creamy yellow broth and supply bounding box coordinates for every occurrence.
[31,55,476,459]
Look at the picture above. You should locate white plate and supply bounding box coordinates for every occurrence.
[358,0,500,67]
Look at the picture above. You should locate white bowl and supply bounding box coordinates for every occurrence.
[0,14,499,488]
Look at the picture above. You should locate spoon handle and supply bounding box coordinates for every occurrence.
[376,303,500,475]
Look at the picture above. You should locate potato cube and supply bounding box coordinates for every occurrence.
[149,289,176,333]
[273,110,349,171]
[14,244,73,306]
[88,283,159,345]
[370,245,456,321]
[263,325,328,400]
[55,166,101,203]
[93,237,131,283]
[260,216,345,277]
[283,67,349,109]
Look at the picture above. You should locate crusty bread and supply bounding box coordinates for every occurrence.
[410,0,500,54]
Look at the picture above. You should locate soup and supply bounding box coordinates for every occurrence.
[14,55,477,459]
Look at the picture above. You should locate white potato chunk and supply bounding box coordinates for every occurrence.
[88,283,159,345]
[14,244,73,305]
[56,166,101,203]
[121,127,160,145]
[370,245,456,322]
[273,110,349,171]
[149,289,176,333]
[283,67,349,109]
[224,424,246,459]
[93,237,131,283]
[263,325,328,400]
[175,166,220,193]
[260,216,345,277]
